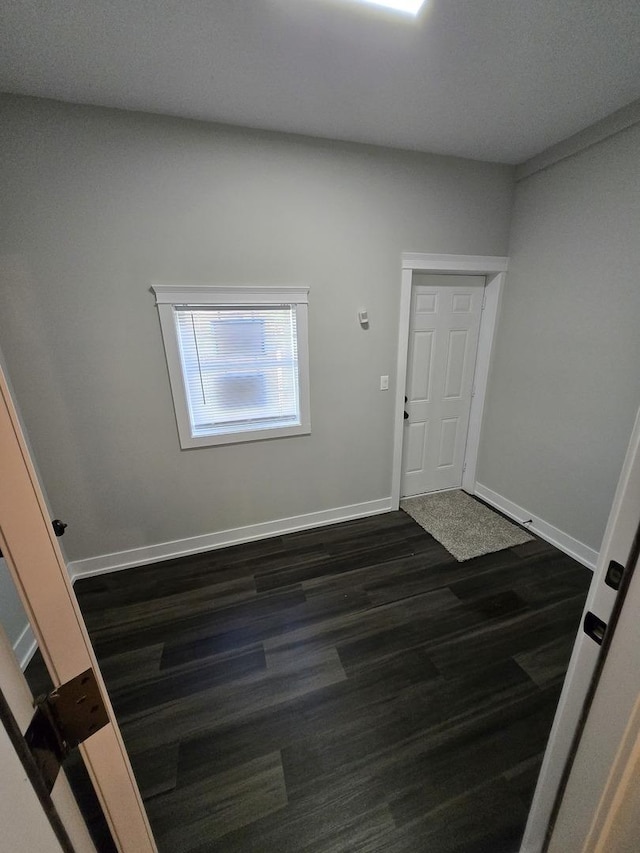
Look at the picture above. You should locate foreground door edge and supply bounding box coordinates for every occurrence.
[520,405,640,853]
[548,533,640,852]
[0,363,157,852]
[0,623,96,852]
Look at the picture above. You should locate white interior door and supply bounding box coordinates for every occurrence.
[401,274,484,497]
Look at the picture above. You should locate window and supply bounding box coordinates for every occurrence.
[153,285,311,448]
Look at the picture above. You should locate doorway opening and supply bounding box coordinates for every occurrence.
[392,253,507,508]
[401,273,485,498]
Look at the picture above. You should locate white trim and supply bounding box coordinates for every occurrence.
[68,497,393,581]
[392,253,507,508]
[13,623,37,671]
[461,272,504,492]
[153,284,311,450]
[474,483,598,570]
[401,253,509,273]
[152,284,309,305]
[391,268,414,507]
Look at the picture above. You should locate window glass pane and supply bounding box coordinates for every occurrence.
[174,306,301,437]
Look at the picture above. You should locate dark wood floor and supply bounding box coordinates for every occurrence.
[28,510,591,852]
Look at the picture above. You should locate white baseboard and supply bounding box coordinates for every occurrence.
[68,497,394,582]
[474,483,598,571]
[14,623,38,671]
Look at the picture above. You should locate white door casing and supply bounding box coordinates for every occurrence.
[401,275,484,497]
[392,253,508,509]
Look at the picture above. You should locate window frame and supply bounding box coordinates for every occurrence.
[152,284,311,449]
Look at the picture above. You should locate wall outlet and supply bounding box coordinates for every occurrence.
[380,375,389,391]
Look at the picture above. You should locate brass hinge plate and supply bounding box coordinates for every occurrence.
[25,668,109,793]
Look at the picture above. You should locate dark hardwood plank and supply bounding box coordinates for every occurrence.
[280,665,545,804]
[118,647,348,752]
[504,753,547,811]
[427,593,587,678]
[145,751,288,852]
[514,632,579,687]
[128,742,180,800]
[262,586,462,664]
[255,532,438,592]
[27,509,592,853]
[387,683,563,824]
[159,585,372,669]
[110,646,268,718]
[391,775,530,853]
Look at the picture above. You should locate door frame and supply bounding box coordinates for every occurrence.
[391,253,509,507]
[0,360,157,852]
[0,624,96,852]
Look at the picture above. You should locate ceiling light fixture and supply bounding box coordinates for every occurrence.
[349,0,427,15]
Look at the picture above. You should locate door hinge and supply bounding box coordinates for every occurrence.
[24,668,109,793]
[463,462,467,473]
[481,294,487,310]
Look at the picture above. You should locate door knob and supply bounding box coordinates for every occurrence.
[52,519,68,537]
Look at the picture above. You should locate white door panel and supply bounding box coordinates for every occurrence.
[438,417,459,467]
[409,331,434,402]
[443,329,470,398]
[402,276,484,497]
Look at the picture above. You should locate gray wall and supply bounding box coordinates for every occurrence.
[0,95,514,562]
[0,558,29,653]
[0,339,33,658]
[477,121,640,551]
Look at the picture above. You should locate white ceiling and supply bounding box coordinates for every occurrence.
[1,0,639,164]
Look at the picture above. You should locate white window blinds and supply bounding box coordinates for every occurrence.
[174,304,301,438]
[153,285,310,448]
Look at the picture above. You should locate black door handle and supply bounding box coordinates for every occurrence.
[52,519,68,537]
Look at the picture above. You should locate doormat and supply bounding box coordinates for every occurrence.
[400,489,534,562]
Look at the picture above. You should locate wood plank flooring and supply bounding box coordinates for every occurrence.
[27,510,592,852]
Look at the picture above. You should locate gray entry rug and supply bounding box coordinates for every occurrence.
[400,489,534,562]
